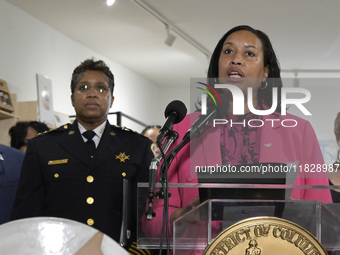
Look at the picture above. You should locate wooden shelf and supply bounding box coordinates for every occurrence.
[0,109,14,120]
[0,99,39,146]
[0,84,42,145]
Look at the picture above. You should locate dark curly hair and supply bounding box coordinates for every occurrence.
[70,58,114,95]
[9,121,49,149]
[207,25,282,112]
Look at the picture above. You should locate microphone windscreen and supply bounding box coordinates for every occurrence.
[164,100,187,124]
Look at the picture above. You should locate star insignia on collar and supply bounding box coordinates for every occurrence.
[115,152,130,163]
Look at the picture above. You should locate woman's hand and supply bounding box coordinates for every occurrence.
[170,196,200,228]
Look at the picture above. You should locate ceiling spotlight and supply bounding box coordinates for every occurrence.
[106,0,115,6]
[164,25,176,47]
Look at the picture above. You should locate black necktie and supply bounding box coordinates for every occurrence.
[83,130,96,155]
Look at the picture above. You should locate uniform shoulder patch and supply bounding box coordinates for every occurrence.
[110,125,148,140]
[111,125,137,133]
[38,123,71,136]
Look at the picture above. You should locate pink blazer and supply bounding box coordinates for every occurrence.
[142,112,332,237]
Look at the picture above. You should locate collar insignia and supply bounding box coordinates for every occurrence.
[68,131,75,135]
[115,152,130,163]
[110,132,116,136]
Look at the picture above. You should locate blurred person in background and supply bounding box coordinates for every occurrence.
[141,125,161,156]
[329,112,340,202]
[0,144,24,224]
[9,121,49,153]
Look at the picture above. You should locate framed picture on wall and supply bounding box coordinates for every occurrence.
[36,73,54,128]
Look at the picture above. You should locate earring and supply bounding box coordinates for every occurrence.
[260,80,268,90]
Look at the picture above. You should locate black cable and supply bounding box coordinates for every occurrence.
[157,140,169,255]
[164,164,170,255]
[157,137,190,255]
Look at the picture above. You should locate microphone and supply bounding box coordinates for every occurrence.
[183,94,229,142]
[145,101,186,220]
[156,100,187,144]
[155,94,229,197]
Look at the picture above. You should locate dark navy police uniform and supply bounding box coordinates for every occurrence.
[12,120,154,244]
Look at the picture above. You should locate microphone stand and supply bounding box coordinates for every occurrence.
[146,130,179,220]
[158,134,190,187]
[156,132,191,255]
[155,107,224,254]
[157,105,224,185]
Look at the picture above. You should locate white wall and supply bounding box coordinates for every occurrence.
[1,1,339,163]
[0,1,165,133]
[159,85,190,116]
[283,78,340,164]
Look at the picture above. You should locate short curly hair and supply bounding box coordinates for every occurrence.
[70,58,114,95]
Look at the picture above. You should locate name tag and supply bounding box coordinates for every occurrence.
[48,159,68,165]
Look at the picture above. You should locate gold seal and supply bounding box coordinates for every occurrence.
[202,217,327,255]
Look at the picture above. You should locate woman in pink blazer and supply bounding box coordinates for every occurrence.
[142,25,332,246]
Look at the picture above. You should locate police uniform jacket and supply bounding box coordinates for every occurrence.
[12,120,154,243]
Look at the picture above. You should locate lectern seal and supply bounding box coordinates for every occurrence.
[202,217,327,255]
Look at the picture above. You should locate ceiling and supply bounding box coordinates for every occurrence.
[5,0,340,88]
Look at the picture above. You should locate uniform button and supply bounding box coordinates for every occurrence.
[54,173,59,178]
[90,155,94,159]
[87,218,94,226]
[86,197,94,204]
[87,175,94,183]
[122,172,126,177]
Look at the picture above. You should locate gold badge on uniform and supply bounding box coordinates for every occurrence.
[115,152,130,163]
